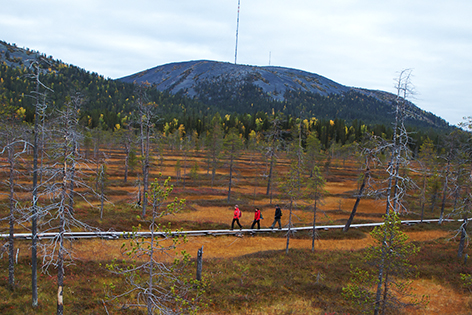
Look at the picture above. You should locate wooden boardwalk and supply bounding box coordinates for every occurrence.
[0,219,458,240]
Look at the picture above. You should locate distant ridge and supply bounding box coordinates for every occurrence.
[119,60,451,130]
[119,60,351,100]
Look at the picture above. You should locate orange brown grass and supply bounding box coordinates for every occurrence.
[68,229,450,263]
[406,279,472,315]
[0,148,468,315]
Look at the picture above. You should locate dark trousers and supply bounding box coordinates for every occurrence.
[271,218,281,229]
[231,218,242,229]
[251,220,260,229]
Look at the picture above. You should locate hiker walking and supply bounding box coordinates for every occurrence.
[270,204,282,229]
[251,207,262,230]
[231,205,243,230]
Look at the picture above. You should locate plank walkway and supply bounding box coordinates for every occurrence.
[0,219,459,240]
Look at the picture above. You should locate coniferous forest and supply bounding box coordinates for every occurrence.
[0,53,451,154]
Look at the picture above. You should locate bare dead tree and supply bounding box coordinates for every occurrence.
[417,138,436,222]
[437,132,461,224]
[92,128,103,191]
[105,176,206,314]
[247,130,259,165]
[373,69,415,315]
[223,128,243,202]
[204,114,224,188]
[453,174,471,258]
[133,86,159,217]
[27,59,53,307]
[34,96,99,315]
[344,140,380,232]
[306,165,326,252]
[67,94,84,215]
[450,119,472,257]
[181,130,190,189]
[38,92,49,185]
[264,114,284,201]
[278,159,305,254]
[305,131,323,178]
[53,98,80,315]
[120,121,134,183]
[439,156,451,223]
[0,124,29,291]
[98,162,107,219]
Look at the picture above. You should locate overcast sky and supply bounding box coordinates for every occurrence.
[2,0,471,126]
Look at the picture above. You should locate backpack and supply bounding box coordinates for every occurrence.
[276,207,282,217]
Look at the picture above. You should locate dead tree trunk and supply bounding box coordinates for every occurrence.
[31,62,44,308]
[123,127,131,183]
[7,141,15,291]
[344,167,369,232]
[68,141,77,214]
[458,217,468,258]
[286,201,293,255]
[311,199,317,252]
[99,164,106,219]
[57,168,66,315]
[227,148,234,202]
[142,123,150,217]
[374,69,413,315]
[57,114,70,315]
[211,155,217,187]
[265,117,282,198]
[266,152,274,196]
[439,158,451,224]
[136,99,156,218]
[420,173,427,222]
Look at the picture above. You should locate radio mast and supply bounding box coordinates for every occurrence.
[234,0,240,64]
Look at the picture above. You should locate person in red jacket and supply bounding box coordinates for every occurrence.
[251,207,262,229]
[231,205,242,230]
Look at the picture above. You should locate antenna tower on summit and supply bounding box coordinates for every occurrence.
[234,0,240,64]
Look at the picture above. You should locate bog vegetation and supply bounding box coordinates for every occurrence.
[0,52,471,314]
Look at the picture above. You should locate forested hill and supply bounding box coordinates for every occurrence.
[119,60,451,130]
[0,41,215,130]
[1,40,451,132]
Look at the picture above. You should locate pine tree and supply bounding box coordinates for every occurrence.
[342,212,422,314]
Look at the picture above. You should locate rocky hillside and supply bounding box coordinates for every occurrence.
[0,40,56,68]
[119,60,451,130]
[119,60,351,100]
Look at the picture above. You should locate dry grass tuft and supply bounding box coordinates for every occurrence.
[406,279,472,315]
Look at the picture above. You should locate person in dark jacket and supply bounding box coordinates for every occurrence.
[270,204,282,229]
[251,208,262,229]
[231,205,242,230]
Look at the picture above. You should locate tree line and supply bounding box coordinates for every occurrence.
[1,59,451,153]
